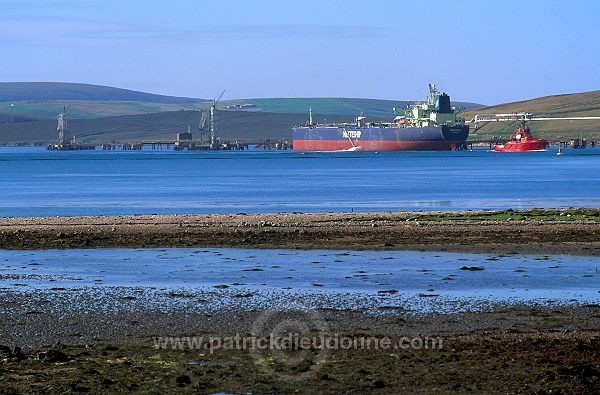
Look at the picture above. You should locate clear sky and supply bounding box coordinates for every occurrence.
[1,0,599,105]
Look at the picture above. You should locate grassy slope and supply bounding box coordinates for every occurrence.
[246,98,413,117]
[1,98,479,120]
[462,90,600,140]
[238,98,480,117]
[0,101,206,120]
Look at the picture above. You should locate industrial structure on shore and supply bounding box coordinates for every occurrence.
[46,91,260,151]
[46,106,95,150]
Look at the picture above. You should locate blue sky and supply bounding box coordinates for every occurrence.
[1,0,599,105]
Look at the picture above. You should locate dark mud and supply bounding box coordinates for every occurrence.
[1,329,599,394]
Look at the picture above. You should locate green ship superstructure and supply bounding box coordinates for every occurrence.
[393,83,466,128]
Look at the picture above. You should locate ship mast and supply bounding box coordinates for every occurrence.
[428,84,438,105]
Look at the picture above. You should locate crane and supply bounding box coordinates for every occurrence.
[57,105,71,146]
[199,90,225,148]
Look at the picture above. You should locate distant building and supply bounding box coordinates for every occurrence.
[226,103,256,109]
[177,132,193,141]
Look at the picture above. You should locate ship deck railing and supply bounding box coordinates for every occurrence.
[298,122,401,128]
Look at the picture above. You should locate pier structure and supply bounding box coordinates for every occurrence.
[47,143,96,151]
[254,139,292,150]
[98,139,249,151]
[173,141,248,151]
[101,143,144,150]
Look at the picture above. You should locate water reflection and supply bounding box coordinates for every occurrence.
[1,248,597,309]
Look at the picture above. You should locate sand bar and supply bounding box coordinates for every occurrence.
[1,210,600,254]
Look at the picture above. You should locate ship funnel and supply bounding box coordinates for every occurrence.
[435,92,452,114]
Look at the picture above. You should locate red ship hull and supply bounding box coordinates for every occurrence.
[292,139,461,152]
[292,125,469,152]
[493,126,548,152]
[493,139,547,152]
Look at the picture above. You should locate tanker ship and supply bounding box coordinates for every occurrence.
[292,84,469,151]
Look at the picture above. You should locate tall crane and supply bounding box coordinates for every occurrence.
[57,106,71,146]
[199,90,225,148]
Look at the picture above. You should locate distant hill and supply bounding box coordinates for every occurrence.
[1,82,599,144]
[0,82,204,104]
[0,82,481,119]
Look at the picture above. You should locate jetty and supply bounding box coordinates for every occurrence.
[99,140,249,151]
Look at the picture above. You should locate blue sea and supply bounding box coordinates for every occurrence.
[1,145,600,218]
[3,248,598,309]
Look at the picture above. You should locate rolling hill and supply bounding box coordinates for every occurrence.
[1,82,599,144]
[0,82,204,104]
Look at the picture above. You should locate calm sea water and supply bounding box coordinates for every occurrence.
[1,146,600,217]
[2,248,598,310]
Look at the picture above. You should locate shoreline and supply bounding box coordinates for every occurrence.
[1,210,600,254]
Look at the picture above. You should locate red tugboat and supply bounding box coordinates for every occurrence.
[493,125,547,152]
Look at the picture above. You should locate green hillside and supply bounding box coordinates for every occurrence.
[1,83,481,120]
[462,90,600,140]
[0,100,206,120]
[246,98,416,117]
[222,97,481,118]
[1,97,477,120]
